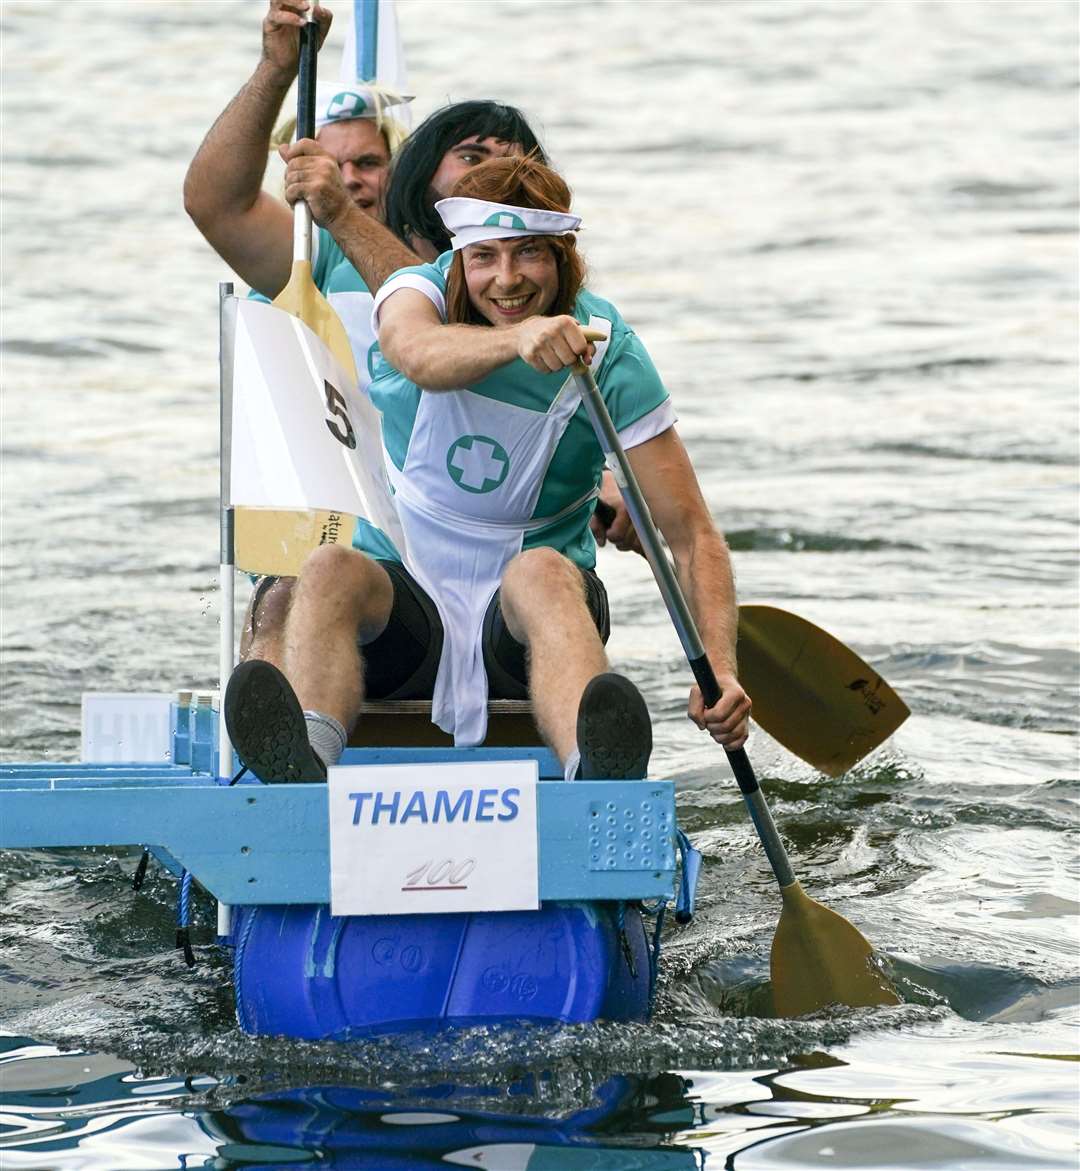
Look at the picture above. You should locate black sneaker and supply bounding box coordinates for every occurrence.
[223,660,326,784]
[576,672,652,780]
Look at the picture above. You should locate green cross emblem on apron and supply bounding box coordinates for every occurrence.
[327,91,367,120]
[482,211,528,230]
[446,435,510,493]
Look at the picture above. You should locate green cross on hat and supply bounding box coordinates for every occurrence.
[482,211,528,230]
[326,90,368,121]
[313,80,414,132]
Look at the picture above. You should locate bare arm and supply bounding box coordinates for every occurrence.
[378,289,518,387]
[378,289,595,389]
[182,0,330,298]
[627,426,750,747]
[326,203,420,291]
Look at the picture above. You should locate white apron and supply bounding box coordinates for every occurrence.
[386,318,613,746]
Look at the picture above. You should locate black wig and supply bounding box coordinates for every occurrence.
[385,100,547,255]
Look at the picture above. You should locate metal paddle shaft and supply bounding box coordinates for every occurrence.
[271,2,355,378]
[572,352,794,889]
[238,6,359,578]
[572,339,899,1013]
[293,9,319,264]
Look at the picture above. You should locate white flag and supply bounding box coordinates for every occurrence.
[229,299,406,555]
[342,0,411,126]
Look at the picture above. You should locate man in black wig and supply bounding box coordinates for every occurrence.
[384,100,547,260]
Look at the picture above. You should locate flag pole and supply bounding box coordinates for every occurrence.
[355,0,379,80]
[217,281,237,937]
[218,282,237,782]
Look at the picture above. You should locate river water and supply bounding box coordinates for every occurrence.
[1,0,1077,1167]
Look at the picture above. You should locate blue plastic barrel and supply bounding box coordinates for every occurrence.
[232,902,652,1039]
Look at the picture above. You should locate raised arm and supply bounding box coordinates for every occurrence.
[378,289,595,389]
[627,426,750,748]
[182,0,327,297]
[280,141,418,291]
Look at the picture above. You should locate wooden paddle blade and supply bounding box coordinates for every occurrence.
[234,508,355,576]
[737,604,909,776]
[272,260,359,381]
[771,880,900,1016]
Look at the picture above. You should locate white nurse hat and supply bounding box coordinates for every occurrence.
[435,197,582,251]
[314,80,413,131]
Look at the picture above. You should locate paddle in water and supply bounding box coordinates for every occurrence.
[234,3,361,576]
[573,331,900,1015]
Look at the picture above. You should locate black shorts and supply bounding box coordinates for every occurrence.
[251,559,610,701]
[363,559,610,700]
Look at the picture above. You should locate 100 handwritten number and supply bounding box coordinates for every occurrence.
[403,858,476,891]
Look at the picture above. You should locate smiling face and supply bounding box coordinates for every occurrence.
[316,119,391,219]
[429,136,523,202]
[462,236,559,327]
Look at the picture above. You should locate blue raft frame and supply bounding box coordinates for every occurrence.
[1,734,688,1035]
[0,748,679,908]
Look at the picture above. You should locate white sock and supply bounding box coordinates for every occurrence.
[563,747,581,783]
[303,710,347,768]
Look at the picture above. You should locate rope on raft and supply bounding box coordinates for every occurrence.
[638,831,700,1013]
[232,908,259,1033]
[175,870,196,968]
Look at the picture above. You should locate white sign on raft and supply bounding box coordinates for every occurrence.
[81,693,174,763]
[229,299,406,554]
[327,760,540,916]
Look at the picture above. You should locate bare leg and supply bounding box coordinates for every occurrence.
[498,547,608,764]
[282,545,394,732]
[240,577,295,667]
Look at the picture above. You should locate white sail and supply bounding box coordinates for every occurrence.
[229,299,405,555]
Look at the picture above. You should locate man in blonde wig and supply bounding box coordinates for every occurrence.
[184,0,415,379]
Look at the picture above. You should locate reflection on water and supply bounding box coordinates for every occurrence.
[1,0,1078,1166]
[2,1033,1077,1169]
